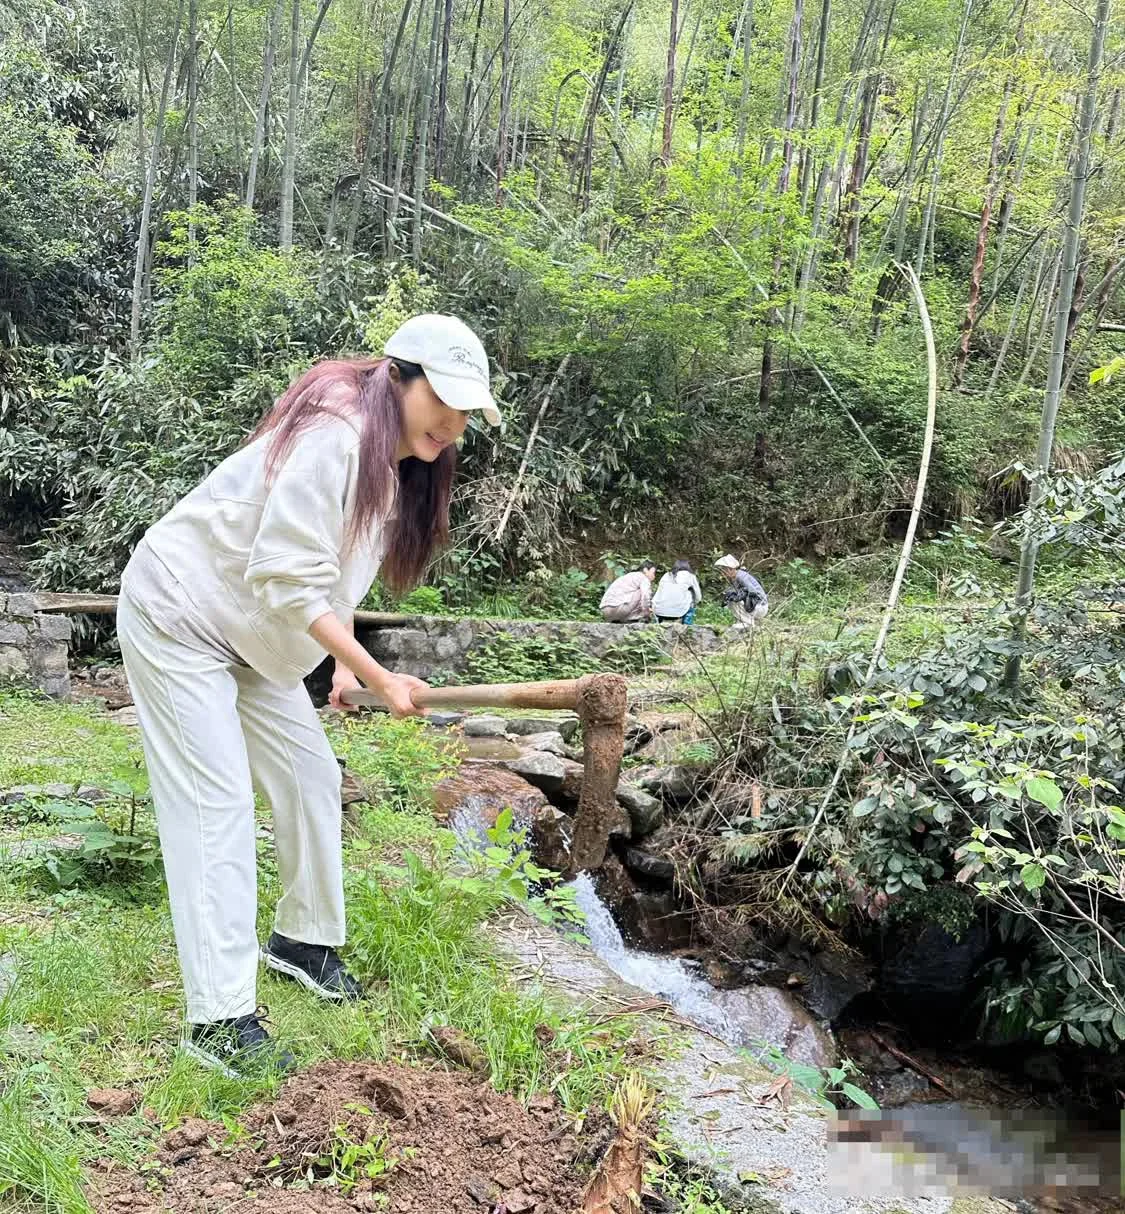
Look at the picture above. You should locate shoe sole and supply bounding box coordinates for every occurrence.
[178,1038,240,1079]
[260,949,348,1001]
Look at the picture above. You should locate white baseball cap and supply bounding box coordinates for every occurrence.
[715,554,741,570]
[384,313,501,426]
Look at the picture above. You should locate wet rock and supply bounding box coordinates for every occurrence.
[615,783,663,835]
[519,731,567,756]
[531,807,573,872]
[621,845,675,884]
[702,957,747,990]
[617,890,694,952]
[634,765,700,803]
[506,716,580,742]
[711,985,838,1070]
[591,853,637,911]
[427,711,465,728]
[463,715,509,738]
[431,765,550,828]
[880,922,989,1033]
[87,1089,139,1117]
[505,751,567,794]
[796,950,874,1022]
[871,1069,932,1107]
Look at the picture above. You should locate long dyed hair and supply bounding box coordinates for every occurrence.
[248,357,455,593]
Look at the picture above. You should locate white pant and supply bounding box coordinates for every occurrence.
[117,589,344,1023]
[730,600,768,632]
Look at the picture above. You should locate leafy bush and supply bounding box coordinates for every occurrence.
[716,614,1125,1050]
[463,633,599,683]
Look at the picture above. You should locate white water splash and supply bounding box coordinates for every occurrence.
[571,872,735,1043]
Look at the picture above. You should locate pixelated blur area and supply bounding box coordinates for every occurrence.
[827,1105,1123,1201]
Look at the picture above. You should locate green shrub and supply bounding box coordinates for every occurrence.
[463,633,599,683]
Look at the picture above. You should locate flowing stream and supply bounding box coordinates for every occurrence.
[570,871,736,1041]
[452,799,737,1043]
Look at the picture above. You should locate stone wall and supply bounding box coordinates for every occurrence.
[0,594,71,699]
[306,615,723,696]
[358,616,723,680]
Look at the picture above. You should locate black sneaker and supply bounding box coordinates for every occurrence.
[260,932,364,1002]
[181,1009,296,1078]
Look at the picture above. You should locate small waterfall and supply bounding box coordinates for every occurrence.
[571,873,735,1043]
[449,804,735,1044]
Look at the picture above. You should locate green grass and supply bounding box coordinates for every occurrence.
[0,690,634,1210]
[0,693,141,788]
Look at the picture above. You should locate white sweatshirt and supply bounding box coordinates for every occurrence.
[652,569,702,619]
[125,415,386,687]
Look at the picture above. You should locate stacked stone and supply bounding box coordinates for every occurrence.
[0,594,71,698]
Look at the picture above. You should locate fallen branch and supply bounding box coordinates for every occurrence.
[868,1031,956,1098]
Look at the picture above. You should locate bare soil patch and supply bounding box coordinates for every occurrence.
[89,1060,602,1213]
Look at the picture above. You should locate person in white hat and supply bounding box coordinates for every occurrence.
[714,554,768,633]
[115,314,499,1076]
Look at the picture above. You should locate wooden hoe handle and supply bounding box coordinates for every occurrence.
[339,678,582,712]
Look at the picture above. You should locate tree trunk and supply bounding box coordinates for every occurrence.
[246,0,283,209]
[913,0,974,278]
[734,0,754,167]
[495,0,512,201]
[660,0,680,167]
[186,0,198,251]
[841,73,877,270]
[130,0,185,354]
[870,81,931,337]
[412,0,441,257]
[951,2,1027,387]
[345,0,413,252]
[452,0,486,183]
[387,0,426,248]
[990,114,1038,294]
[134,0,148,188]
[798,0,831,206]
[791,0,879,327]
[1004,0,1109,687]
[758,0,803,411]
[578,0,635,207]
[1015,249,1061,391]
[433,0,453,180]
[984,251,1034,397]
[279,0,301,249]
[298,0,334,82]
[227,0,244,196]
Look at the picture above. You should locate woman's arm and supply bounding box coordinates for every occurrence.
[328,615,363,711]
[309,611,427,717]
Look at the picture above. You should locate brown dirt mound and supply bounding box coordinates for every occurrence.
[89,1060,600,1213]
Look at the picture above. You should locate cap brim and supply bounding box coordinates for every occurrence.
[424,368,501,427]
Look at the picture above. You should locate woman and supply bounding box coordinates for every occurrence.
[714,553,768,633]
[652,559,703,625]
[599,560,656,623]
[116,314,500,1076]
